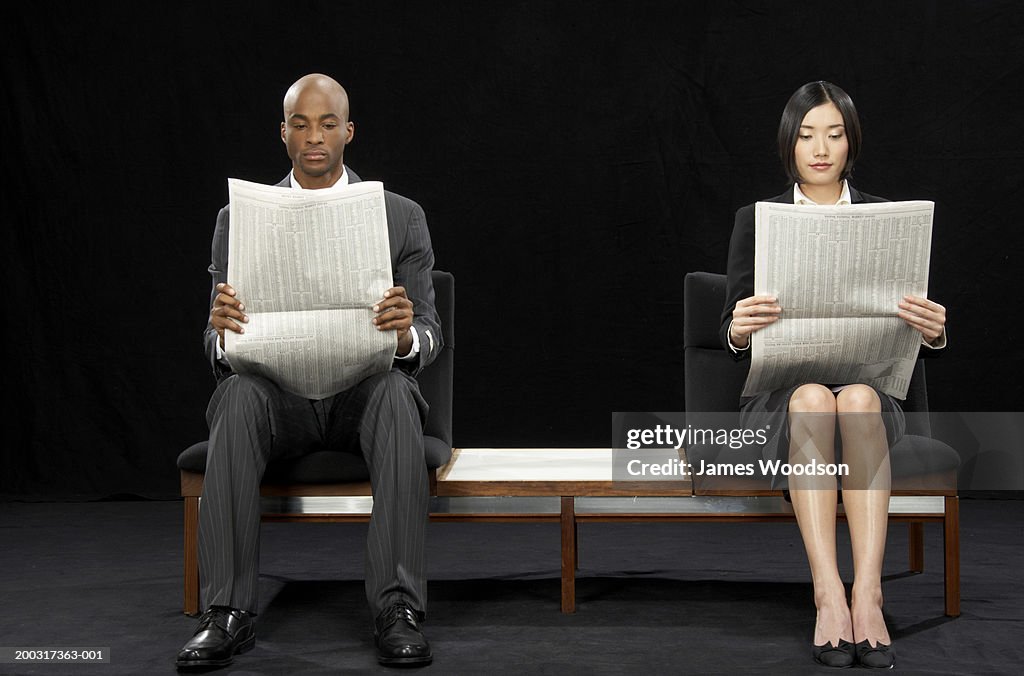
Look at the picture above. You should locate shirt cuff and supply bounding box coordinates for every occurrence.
[214,337,231,367]
[727,320,750,353]
[395,325,420,361]
[922,326,948,350]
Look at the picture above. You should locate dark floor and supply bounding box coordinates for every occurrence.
[0,498,1021,675]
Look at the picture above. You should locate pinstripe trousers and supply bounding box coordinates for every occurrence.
[198,369,429,617]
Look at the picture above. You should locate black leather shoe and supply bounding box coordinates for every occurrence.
[855,639,895,669]
[374,602,432,666]
[176,606,255,671]
[812,639,856,668]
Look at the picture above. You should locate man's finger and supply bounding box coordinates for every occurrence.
[372,296,412,313]
[214,317,245,334]
[373,307,413,328]
[213,305,248,323]
[215,294,244,310]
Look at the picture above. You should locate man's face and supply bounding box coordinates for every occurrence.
[280,84,354,189]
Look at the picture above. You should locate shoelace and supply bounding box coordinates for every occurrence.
[378,603,419,631]
[197,607,240,634]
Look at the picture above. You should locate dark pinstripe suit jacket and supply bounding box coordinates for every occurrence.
[718,186,888,361]
[203,166,442,383]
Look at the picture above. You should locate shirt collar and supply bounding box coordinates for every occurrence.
[794,180,851,205]
[288,166,349,191]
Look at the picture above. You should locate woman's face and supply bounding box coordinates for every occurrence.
[793,102,849,187]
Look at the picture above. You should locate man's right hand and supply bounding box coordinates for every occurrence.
[210,282,248,349]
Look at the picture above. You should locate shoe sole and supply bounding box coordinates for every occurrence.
[377,653,433,667]
[175,633,255,670]
[813,656,854,669]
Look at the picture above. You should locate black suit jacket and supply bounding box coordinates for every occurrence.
[203,166,442,382]
[718,186,889,360]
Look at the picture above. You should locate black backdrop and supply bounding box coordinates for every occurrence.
[3,1,1022,498]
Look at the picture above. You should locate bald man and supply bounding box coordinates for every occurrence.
[176,74,441,670]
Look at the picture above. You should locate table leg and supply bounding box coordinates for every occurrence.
[561,496,576,613]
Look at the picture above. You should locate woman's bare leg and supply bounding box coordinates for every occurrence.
[836,385,892,647]
[788,384,852,647]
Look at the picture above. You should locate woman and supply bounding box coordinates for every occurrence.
[720,81,947,669]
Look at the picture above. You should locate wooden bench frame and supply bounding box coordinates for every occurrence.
[180,452,959,617]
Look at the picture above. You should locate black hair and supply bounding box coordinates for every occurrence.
[777,81,861,185]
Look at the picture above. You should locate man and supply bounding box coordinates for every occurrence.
[176,73,441,670]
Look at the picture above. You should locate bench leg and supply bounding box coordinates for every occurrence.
[574,520,579,571]
[944,496,961,617]
[184,496,200,616]
[561,496,576,613]
[909,522,924,573]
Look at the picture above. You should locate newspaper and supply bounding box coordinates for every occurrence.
[223,178,396,400]
[743,200,934,400]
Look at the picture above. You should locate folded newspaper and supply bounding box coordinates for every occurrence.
[223,178,396,400]
[744,200,934,400]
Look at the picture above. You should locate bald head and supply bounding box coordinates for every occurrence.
[280,73,355,189]
[283,73,350,121]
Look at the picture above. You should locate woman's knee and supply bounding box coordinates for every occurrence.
[836,385,881,413]
[789,384,836,414]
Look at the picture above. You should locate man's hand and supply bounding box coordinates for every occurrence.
[898,295,946,344]
[373,286,414,357]
[729,294,782,349]
[210,282,248,349]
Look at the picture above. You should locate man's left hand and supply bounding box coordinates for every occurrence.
[373,286,414,356]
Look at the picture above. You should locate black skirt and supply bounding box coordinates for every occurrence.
[739,384,906,490]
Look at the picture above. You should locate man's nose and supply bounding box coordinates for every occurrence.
[306,127,324,144]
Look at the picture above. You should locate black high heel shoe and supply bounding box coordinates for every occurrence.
[855,639,895,669]
[812,639,856,668]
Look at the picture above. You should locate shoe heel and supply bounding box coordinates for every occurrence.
[236,633,256,655]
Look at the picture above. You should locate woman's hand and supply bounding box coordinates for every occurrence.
[898,295,946,344]
[729,294,782,349]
